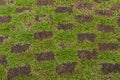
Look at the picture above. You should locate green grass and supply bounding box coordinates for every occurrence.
[0,0,120,80]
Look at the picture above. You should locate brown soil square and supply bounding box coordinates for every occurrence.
[75,15,93,23]
[36,0,53,6]
[11,44,30,53]
[0,56,7,66]
[56,62,76,74]
[76,2,93,10]
[16,7,32,13]
[111,3,120,10]
[34,31,53,40]
[97,24,115,33]
[101,63,120,74]
[98,43,119,51]
[95,10,113,16]
[78,33,96,42]
[7,65,31,80]
[77,49,98,60]
[35,52,55,61]
[57,23,73,30]
[55,7,72,14]
[0,16,12,24]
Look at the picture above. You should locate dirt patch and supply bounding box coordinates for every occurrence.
[101,63,120,74]
[77,49,98,60]
[0,16,12,24]
[76,2,93,9]
[0,36,8,43]
[95,10,113,16]
[94,0,109,3]
[57,23,73,30]
[0,56,7,66]
[35,52,54,61]
[36,0,53,6]
[16,7,32,13]
[78,33,96,42]
[0,0,6,5]
[56,62,76,74]
[55,7,72,14]
[111,3,120,10]
[11,44,30,53]
[75,15,93,23]
[97,24,115,33]
[98,43,119,51]
[117,17,120,26]
[34,31,53,40]
[117,38,120,41]
[7,65,31,80]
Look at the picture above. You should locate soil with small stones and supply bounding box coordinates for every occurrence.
[0,0,6,5]
[34,31,53,40]
[0,16,12,24]
[78,33,96,42]
[75,15,93,22]
[56,62,76,74]
[16,7,32,13]
[11,44,30,53]
[95,10,113,16]
[7,65,31,80]
[36,0,53,6]
[55,7,72,14]
[0,56,7,66]
[76,2,93,9]
[117,18,120,26]
[77,49,98,60]
[111,3,120,10]
[98,43,119,51]
[35,52,54,61]
[94,0,109,3]
[57,23,73,30]
[101,63,120,74]
[97,24,115,33]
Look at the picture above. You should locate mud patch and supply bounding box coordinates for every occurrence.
[111,3,120,10]
[78,33,96,42]
[76,2,93,9]
[16,7,32,13]
[95,10,113,16]
[0,56,7,66]
[34,31,53,40]
[35,52,54,61]
[101,63,120,74]
[7,65,31,80]
[0,0,6,5]
[36,0,53,6]
[75,15,93,22]
[98,43,119,51]
[55,7,72,14]
[97,24,115,33]
[57,23,73,30]
[77,49,98,60]
[56,62,76,74]
[11,44,30,53]
[0,16,12,24]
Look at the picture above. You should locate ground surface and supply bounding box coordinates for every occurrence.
[0,0,120,80]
